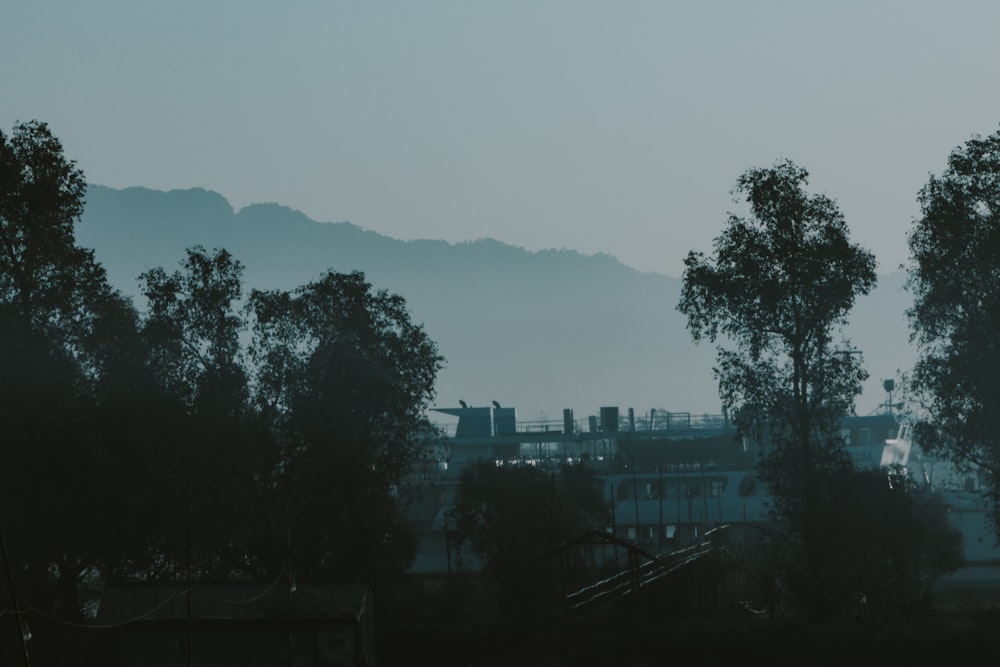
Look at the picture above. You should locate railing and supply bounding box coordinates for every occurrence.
[430,412,730,438]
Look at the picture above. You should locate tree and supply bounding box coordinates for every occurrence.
[0,120,162,617]
[827,465,963,616]
[0,120,88,340]
[140,245,249,417]
[138,246,273,579]
[248,270,444,584]
[907,127,1000,532]
[0,119,117,406]
[677,160,877,619]
[450,460,609,630]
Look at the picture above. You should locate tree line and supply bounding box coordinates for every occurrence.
[0,120,443,620]
[677,130,1000,619]
[4,117,1000,631]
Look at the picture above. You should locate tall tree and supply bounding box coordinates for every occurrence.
[907,127,1000,531]
[677,160,877,619]
[0,120,115,391]
[138,246,265,578]
[0,120,158,617]
[140,245,249,416]
[0,120,87,341]
[249,270,443,583]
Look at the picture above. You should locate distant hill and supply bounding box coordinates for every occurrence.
[76,184,916,422]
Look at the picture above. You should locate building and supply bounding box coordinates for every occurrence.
[94,581,375,667]
[408,402,1000,610]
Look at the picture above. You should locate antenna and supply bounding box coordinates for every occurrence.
[881,378,903,415]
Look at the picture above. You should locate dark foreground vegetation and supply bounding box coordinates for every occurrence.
[417,615,1000,666]
[0,120,443,650]
[7,611,1000,666]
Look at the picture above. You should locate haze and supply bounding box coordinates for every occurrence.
[4,2,999,278]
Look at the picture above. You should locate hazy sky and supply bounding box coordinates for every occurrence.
[4,1,1000,278]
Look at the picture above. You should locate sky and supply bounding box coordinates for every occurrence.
[4,1,1000,278]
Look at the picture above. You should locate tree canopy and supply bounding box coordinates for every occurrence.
[450,460,608,630]
[0,121,86,335]
[0,121,446,624]
[249,270,444,582]
[0,120,149,618]
[907,127,1000,530]
[678,160,878,618]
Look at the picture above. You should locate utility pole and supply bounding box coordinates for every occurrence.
[187,503,193,667]
[631,461,641,544]
[881,379,902,416]
[657,465,663,551]
[287,519,295,667]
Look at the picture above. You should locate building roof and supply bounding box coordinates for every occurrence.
[96,581,371,625]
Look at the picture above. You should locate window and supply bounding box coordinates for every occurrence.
[664,525,677,539]
[710,479,725,497]
[626,527,637,540]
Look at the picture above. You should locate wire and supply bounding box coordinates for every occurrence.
[24,584,195,629]
[21,566,291,630]
[196,567,288,605]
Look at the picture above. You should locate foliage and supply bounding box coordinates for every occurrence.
[450,460,609,629]
[740,465,963,620]
[0,120,446,619]
[140,245,249,416]
[248,270,444,582]
[136,246,274,580]
[800,465,963,617]
[0,121,159,617]
[0,121,87,338]
[907,127,1000,530]
[678,160,877,618]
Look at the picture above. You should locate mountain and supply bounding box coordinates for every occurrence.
[76,185,916,422]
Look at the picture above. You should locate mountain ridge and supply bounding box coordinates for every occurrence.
[76,184,916,421]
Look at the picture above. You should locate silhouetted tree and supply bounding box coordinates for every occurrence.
[21,318,168,619]
[450,461,609,631]
[0,120,157,617]
[0,119,116,415]
[678,160,877,619]
[0,121,89,340]
[138,246,273,579]
[0,121,446,621]
[907,127,1000,532]
[825,465,963,616]
[741,464,963,621]
[248,270,443,585]
[140,245,249,415]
